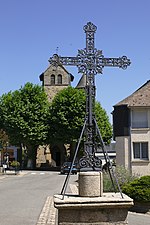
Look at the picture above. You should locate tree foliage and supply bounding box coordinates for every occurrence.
[95,101,112,144]
[49,86,86,143]
[0,129,9,146]
[0,83,112,167]
[0,82,50,148]
[49,86,112,144]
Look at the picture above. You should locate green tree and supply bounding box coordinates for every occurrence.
[0,129,9,147]
[0,82,50,168]
[95,101,112,144]
[49,86,86,143]
[49,86,112,145]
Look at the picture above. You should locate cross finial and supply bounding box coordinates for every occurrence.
[84,22,97,33]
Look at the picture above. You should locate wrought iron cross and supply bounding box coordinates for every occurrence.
[49,22,131,170]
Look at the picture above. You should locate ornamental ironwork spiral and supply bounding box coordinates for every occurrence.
[79,154,102,169]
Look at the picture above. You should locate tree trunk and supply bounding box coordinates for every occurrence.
[32,147,37,169]
[69,141,76,161]
[26,145,37,169]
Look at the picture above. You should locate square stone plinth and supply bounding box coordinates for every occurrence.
[54,193,133,225]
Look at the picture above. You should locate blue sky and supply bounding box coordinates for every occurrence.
[0,0,150,122]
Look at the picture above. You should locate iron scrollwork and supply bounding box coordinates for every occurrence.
[48,22,131,171]
[77,49,104,74]
[98,56,131,69]
[79,154,102,169]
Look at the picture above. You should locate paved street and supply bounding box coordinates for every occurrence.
[0,171,149,225]
[128,211,150,225]
[0,171,77,225]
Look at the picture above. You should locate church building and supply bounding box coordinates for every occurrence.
[36,57,78,169]
[39,60,74,102]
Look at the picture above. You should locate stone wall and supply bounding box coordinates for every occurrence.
[43,64,71,102]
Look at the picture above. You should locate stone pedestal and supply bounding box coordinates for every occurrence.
[54,171,133,224]
[79,171,103,197]
[54,193,133,225]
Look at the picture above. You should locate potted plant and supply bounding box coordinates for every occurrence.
[10,161,20,174]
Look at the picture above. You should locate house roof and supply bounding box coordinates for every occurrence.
[114,80,150,107]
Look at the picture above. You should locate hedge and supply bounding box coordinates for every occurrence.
[122,176,150,203]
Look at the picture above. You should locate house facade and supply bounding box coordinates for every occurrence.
[113,80,150,176]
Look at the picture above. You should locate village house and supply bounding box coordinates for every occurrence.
[113,80,150,176]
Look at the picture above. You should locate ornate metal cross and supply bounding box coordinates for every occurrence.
[49,22,131,170]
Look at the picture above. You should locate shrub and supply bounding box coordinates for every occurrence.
[103,172,114,192]
[115,166,138,186]
[10,161,20,168]
[122,176,150,203]
[103,165,138,192]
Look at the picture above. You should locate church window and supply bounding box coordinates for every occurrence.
[58,74,62,84]
[51,74,55,85]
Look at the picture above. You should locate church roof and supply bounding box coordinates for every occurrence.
[39,64,74,82]
[114,80,150,107]
[39,73,44,81]
[76,74,86,89]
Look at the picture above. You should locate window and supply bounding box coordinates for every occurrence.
[133,142,148,160]
[131,110,148,128]
[51,74,55,85]
[58,74,62,84]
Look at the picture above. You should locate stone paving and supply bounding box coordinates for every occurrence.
[36,196,57,225]
[36,184,78,225]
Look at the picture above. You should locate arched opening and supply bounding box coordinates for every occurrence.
[51,74,55,85]
[58,74,62,84]
[51,144,67,167]
[51,146,61,167]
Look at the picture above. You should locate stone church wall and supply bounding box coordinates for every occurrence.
[44,85,68,102]
[37,63,73,168]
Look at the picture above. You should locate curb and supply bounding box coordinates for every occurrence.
[36,196,57,225]
[36,184,77,225]
[0,171,28,178]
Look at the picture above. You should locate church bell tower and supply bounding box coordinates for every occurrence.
[39,61,74,102]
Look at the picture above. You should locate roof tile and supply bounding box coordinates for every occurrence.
[115,80,150,107]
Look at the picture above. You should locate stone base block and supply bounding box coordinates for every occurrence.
[79,171,103,197]
[54,193,133,225]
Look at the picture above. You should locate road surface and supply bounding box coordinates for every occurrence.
[0,171,149,225]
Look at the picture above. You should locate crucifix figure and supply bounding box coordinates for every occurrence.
[49,22,131,172]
